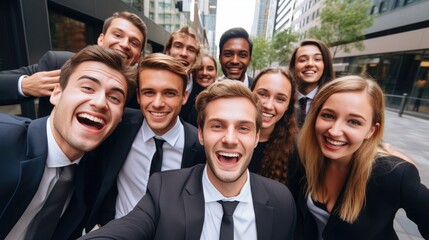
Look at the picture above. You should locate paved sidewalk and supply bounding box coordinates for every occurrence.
[384,111,429,240]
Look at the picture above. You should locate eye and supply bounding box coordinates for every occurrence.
[108,95,121,104]
[256,91,268,98]
[113,33,121,38]
[276,97,286,102]
[348,119,362,126]
[82,86,94,93]
[210,123,223,130]
[238,125,251,132]
[188,47,196,53]
[320,113,335,119]
[165,91,178,97]
[239,52,248,58]
[131,40,140,48]
[142,90,154,96]
[223,51,232,57]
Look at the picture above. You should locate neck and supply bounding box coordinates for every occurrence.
[298,82,318,95]
[207,166,247,198]
[259,127,273,142]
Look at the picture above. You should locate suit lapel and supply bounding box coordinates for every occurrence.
[250,174,274,240]
[183,165,205,240]
[181,120,199,168]
[0,118,47,238]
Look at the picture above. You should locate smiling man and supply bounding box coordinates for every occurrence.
[0,45,136,240]
[0,11,147,117]
[219,27,254,88]
[80,80,296,240]
[83,53,205,231]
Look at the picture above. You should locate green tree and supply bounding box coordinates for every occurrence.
[250,36,269,77]
[307,0,375,57]
[271,28,299,65]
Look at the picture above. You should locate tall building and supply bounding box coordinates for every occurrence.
[251,0,271,38]
[272,0,297,36]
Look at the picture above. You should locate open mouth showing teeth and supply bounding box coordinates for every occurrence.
[217,152,240,164]
[150,111,167,117]
[326,138,346,146]
[262,113,273,118]
[77,113,104,130]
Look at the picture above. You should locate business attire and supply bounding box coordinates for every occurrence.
[293,156,429,239]
[179,81,205,127]
[0,50,139,117]
[80,164,296,240]
[84,108,205,231]
[0,114,89,240]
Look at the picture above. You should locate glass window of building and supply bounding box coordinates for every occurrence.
[49,10,87,52]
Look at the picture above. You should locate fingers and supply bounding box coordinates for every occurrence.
[22,70,61,97]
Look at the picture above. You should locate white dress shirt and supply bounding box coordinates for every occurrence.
[6,118,81,240]
[200,166,257,240]
[297,86,319,113]
[115,117,185,218]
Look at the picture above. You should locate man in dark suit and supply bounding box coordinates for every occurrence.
[84,53,205,230]
[0,45,136,240]
[0,11,147,117]
[80,80,296,240]
[218,27,254,88]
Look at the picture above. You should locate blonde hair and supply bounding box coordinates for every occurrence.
[298,75,385,223]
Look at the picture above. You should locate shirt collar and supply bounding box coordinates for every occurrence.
[46,117,82,168]
[142,117,182,146]
[202,165,252,203]
[298,86,319,100]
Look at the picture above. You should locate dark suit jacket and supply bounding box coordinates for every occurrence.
[0,51,74,117]
[0,50,139,117]
[84,108,206,231]
[293,156,429,240]
[0,114,89,239]
[80,164,296,240]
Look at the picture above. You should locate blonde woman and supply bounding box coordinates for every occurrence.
[294,76,429,239]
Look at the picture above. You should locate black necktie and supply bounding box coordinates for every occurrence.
[149,138,165,176]
[298,97,309,127]
[25,164,76,240]
[218,200,239,240]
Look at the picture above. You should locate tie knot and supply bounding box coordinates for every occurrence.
[218,200,239,216]
[299,97,308,110]
[59,164,76,181]
[154,138,165,149]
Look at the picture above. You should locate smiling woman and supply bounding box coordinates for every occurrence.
[293,75,429,240]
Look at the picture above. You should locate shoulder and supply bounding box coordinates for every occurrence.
[0,113,31,129]
[250,173,294,200]
[182,119,198,134]
[147,165,204,193]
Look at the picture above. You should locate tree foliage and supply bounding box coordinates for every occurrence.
[271,28,299,65]
[250,36,270,76]
[307,0,375,57]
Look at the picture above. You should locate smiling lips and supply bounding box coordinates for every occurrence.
[217,152,240,165]
[325,137,347,149]
[77,113,105,130]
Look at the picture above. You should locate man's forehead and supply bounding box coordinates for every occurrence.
[173,34,197,46]
[223,38,249,51]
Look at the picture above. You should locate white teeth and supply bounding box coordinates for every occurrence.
[78,113,104,124]
[326,138,346,146]
[219,152,239,158]
[151,112,167,117]
[262,113,273,118]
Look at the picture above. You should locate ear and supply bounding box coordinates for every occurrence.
[50,83,62,106]
[198,127,204,146]
[97,33,105,46]
[182,90,189,105]
[365,122,379,139]
[254,129,260,148]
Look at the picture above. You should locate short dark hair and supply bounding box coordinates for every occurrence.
[103,11,148,51]
[138,53,189,93]
[60,45,137,103]
[288,39,335,88]
[218,27,253,57]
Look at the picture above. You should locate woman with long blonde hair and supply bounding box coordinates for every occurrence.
[294,75,429,239]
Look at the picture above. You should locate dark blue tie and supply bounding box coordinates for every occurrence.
[150,138,165,176]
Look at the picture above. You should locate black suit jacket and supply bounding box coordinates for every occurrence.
[80,164,296,240]
[293,156,429,239]
[0,50,139,117]
[84,108,206,231]
[0,51,74,117]
[0,114,88,239]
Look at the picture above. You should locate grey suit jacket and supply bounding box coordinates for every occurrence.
[84,108,206,231]
[80,164,296,240]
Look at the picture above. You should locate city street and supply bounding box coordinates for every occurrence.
[385,111,429,239]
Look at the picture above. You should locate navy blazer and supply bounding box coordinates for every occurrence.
[0,51,74,117]
[0,114,88,239]
[80,164,296,240]
[84,108,206,231]
[293,156,429,239]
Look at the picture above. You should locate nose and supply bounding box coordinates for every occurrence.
[152,93,164,108]
[180,48,188,57]
[119,38,130,49]
[222,126,238,145]
[328,121,343,136]
[231,54,239,64]
[263,97,274,110]
[90,92,108,110]
[306,58,315,66]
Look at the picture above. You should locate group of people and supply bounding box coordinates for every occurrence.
[0,10,428,240]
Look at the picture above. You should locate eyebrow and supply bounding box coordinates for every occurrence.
[78,75,126,98]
